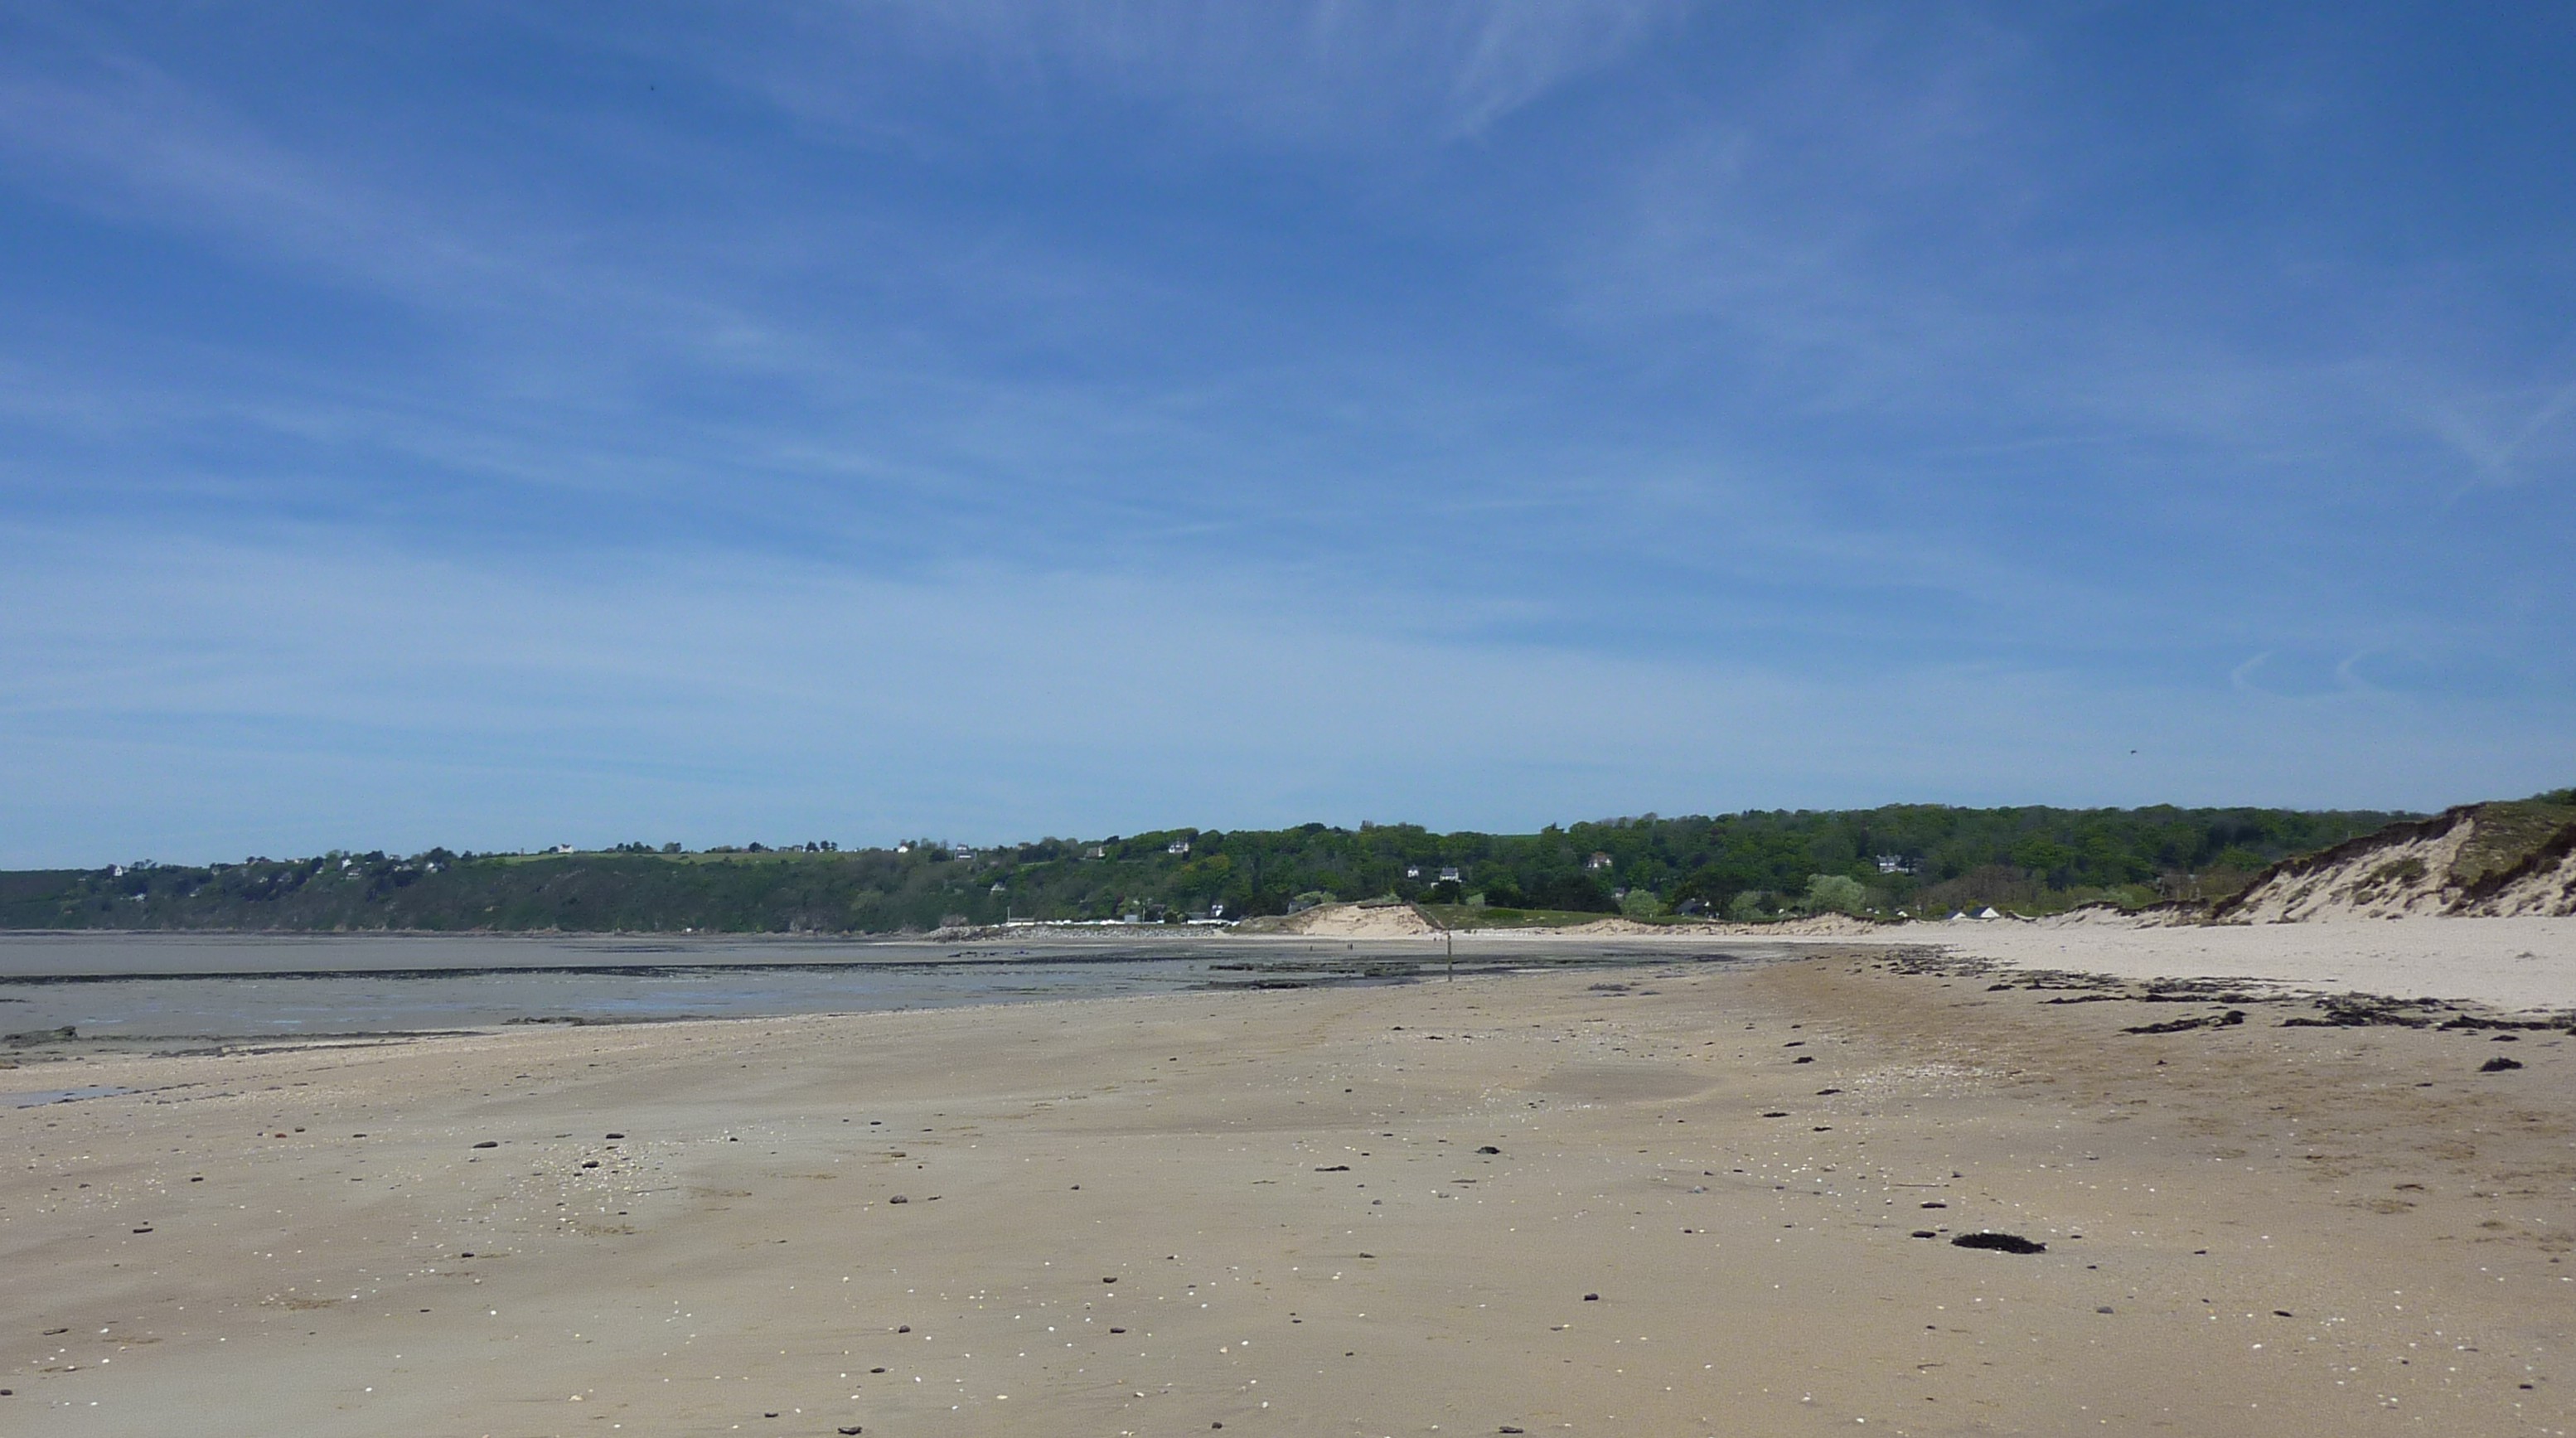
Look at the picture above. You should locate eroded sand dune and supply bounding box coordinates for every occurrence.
[2218,801,2576,922]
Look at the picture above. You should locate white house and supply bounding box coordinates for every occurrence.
[1438,866,1462,884]
[1586,852,1613,871]
[1167,839,1191,855]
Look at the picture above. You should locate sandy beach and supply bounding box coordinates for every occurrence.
[1939,915,2576,1014]
[6,930,2573,1436]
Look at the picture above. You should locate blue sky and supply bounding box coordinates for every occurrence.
[3,2,2571,865]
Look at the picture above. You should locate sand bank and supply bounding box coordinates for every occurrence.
[6,948,2571,1436]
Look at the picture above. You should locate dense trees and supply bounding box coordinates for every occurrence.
[0,801,2423,933]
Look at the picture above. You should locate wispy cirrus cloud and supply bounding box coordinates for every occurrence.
[0,3,2569,864]
[672,0,1681,148]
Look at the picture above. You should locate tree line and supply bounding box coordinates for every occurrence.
[0,801,2425,933]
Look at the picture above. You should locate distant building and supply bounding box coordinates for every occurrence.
[551,844,575,855]
[1438,866,1462,884]
[1586,852,1613,871]
[1084,845,1108,859]
[1167,839,1191,855]
[1405,864,1421,880]
[1875,855,1914,874]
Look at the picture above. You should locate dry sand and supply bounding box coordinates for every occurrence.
[7,934,2574,1437]
[1935,915,2576,1014]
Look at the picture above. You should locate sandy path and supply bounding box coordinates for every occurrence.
[4,955,2571,1436]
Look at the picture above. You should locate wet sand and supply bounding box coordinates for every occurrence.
[4,947,2571,1436]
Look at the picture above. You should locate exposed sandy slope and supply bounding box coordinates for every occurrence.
[2472,840,2576,917]
[1242,903,1441,938]
[7,955,2573,1437]
[2219,804,2576,922]
[2224,815,2480,922]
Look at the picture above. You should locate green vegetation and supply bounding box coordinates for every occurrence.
[0,800,2438,934]
[2451,798,2576,888]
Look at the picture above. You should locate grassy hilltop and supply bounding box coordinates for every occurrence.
[0,801,2438,934]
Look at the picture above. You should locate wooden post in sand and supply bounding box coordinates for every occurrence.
[1446,927,1455,981]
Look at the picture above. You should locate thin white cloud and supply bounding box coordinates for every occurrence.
[682,0,1678,148]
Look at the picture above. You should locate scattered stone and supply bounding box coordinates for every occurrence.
[1583,1292,1600,1301]
[1476,1145,1501,1155]
[1815,1087,1842,1096]
[2124,1010,2247,1035]
[1920,1201,1946,1208]
[472,1140,499,1149]
[2480,1057,2525,1072]
[1315,1164,1351,1172]
[1951,1232,2046,1255]
[840,1427,864,1434]
[889,1194,908,1203]
[1910,1231,1936,1238]
[1760,1111,1789,1119]
[605,1132,625,1139]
